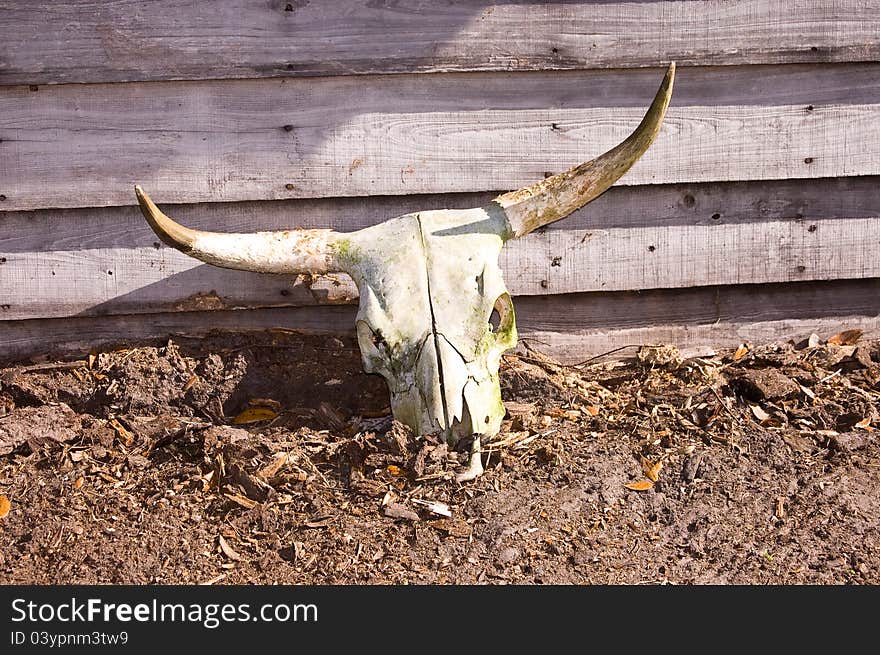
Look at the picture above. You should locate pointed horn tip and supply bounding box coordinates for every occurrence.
[664,61,675,87]
[133,184,150,205]
[133,185,197,251]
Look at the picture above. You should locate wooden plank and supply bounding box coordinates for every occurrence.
[525,317,880,363]
[502,215,880,295]
[1,216,877,320]
[513,279,880,334]
[2,63,880,211]
[3,279,878,365]
[516,279,880,361]
[0,306,358,365]
[2,1,879,85]
[3,178,879,320]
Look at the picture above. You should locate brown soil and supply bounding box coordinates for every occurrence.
[1,328,878,585]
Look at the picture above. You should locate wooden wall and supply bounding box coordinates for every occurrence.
[1,1,879,363]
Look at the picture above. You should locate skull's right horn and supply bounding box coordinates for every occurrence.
[495,62,675,239]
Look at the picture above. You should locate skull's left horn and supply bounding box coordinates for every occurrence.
[495,62,675,238]
[134,186,345,274]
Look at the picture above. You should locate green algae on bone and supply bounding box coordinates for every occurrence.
[330,237,364,268]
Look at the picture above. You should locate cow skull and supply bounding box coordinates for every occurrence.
[135,64,675,481]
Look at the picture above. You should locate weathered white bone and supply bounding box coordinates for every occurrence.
[134,64,675,480]
[341,206,516,440]
[135,186,345,275]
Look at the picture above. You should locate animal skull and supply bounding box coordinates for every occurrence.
[135,64,675,481]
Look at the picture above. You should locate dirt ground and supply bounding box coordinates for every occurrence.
[0,326,878,585]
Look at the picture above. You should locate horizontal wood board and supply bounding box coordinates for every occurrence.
[2,64,879,211]
[2,279,877,365]
[2,1,879,85]
[2,178,879,320]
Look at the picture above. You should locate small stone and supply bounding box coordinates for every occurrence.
[90,445,108,459]
[497,547,521,565]
[830,432,871,452]
[127,454,151,469]
[682,453,703,482]
[851,347,875,370]
[731,369,800,401]
[812,344,855,368]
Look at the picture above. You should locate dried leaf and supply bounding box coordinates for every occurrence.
[733,344,749,362]
[199,574,226,586]
[249,398,281,411]
[383,502,420,521]
[827,329,863,346]
[256,452,289,480]
[775,497,786,519]
[637,344,682,367]
[430,518,472,538]
[87,353,96,370]
[73,476,84,490]
[201,470,216,492]
[223,492,259,509]
[231,407,278,425]
[750,404,771,423]
[543,407,581,421]
[504,401,537,416]
[625,480,654,491]
[304,516,332,528]
[640,457,663,482]
[218,535,242,561]
[108,418,134,445]
[182,374,199,393]
[0,494,10,519]
[854,417,874,431]
[584,405,600,417]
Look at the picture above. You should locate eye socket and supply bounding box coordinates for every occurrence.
[356,321,387,356]
[489,308,502,332]
[488,292,514,334]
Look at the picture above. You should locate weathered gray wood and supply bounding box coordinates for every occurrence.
[525,317,880,363]
[3,280,878,365]
[5,176,879,249]
[2,216,878,320]
[2,64,879,211]
[503,215,880,295]
[2,1,879,85]
[0,306,359,365]
[514,279,880,334]
[3,178,879,320]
